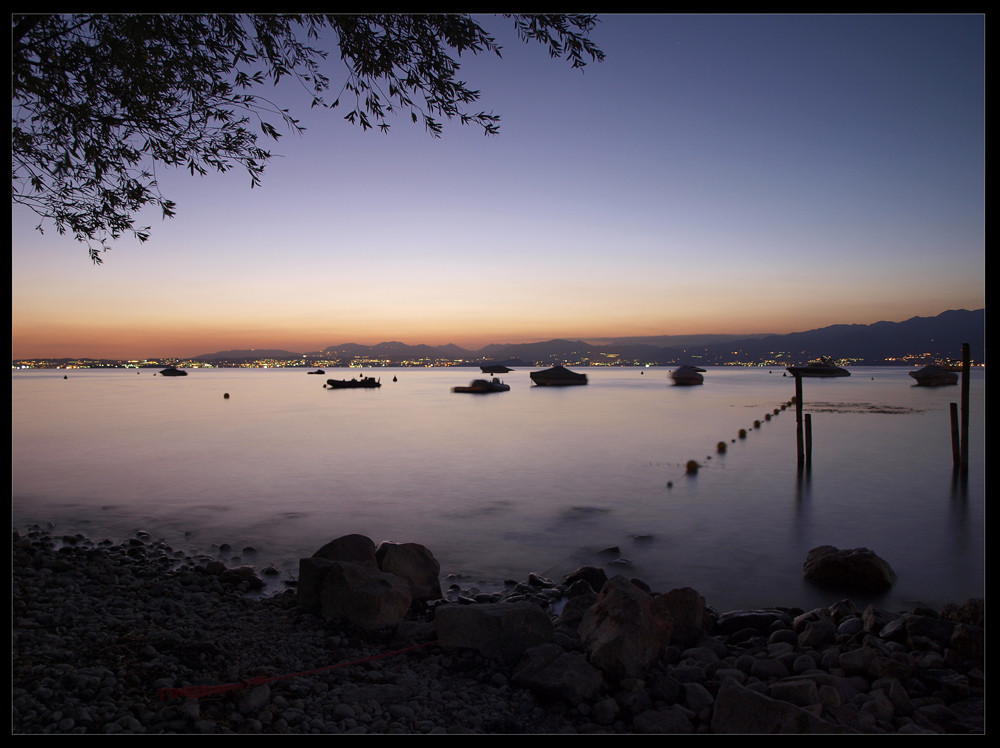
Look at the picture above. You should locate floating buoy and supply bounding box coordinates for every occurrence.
[739,429,747,439]
[716,441,727,453]
[685,460,700,474]
[754,420,761,429]
[224,393,230,399]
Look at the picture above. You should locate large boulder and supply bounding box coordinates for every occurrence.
[434,601,554,665]
[296,534,379,612]
[553,590,598,640]
[660,587,710,648]
[578,575,673,683]
[511,643,605,703]
[375,541,442,602]
[312,534,379,568]
[295,555,335,611]
[297,534,414,629]
[711,677,845,733]
[560,566,608,593]
[310,559,412,630]
[803,545,896,594]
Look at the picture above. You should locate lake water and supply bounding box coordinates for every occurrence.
[12,365,985,614]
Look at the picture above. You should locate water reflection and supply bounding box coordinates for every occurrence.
[12,366,983,612]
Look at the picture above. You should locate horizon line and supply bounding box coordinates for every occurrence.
[10,308,983,362]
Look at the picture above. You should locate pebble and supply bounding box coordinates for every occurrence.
[12,527,984,734]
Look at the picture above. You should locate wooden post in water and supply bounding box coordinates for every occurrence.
[788,360,850,467]
[949,343,971,474]
[793,373,805,467]
[950,403,961,466]
[804,413,813,467]
[960,343,970,473]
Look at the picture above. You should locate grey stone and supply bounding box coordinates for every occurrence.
[435,601,554,665]
[803,545,896,594]
[512,643,604,703]
[314,560,412,630]
[579,575,672,684]
[711,677,845,734]
[375,541,442,602]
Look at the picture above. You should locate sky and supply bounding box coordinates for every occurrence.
[12,14,985,360]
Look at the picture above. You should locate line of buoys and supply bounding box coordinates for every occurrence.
[677,398,795,484]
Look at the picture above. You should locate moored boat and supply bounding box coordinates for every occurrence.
[670,365,706,386]
[158,367,187,377]
[325,376,381,389]
[452,377,510,393]
[786,358,850,378]
[909,365,959,386]
[529,365,588,386]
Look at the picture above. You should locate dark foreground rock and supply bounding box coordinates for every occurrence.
[12,528,984,734]
[802,545,898,594]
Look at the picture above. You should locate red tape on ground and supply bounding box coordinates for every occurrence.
[158,640,438,701]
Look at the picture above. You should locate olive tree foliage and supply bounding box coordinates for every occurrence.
[12,14,604,263]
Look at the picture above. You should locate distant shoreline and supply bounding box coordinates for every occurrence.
[10,308,985,369]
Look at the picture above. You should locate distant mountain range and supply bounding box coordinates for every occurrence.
[192,309,984,366]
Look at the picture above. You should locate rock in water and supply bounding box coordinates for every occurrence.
[803,545,896,594]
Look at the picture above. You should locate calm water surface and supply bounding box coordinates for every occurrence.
[12,365,984,613]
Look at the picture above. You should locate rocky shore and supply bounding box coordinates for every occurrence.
[12,526,984,734]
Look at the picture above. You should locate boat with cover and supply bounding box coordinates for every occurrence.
[158,367,187,377]
[529,365,588,386]
[786,358,850,378]
[909,365,959,386]
[325,376,381,389]
[452,377,510,393]
[670,365,706,386]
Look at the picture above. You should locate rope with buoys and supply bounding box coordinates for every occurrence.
[157,640,439,701]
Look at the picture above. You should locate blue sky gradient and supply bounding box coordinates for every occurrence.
[12,14,985,359]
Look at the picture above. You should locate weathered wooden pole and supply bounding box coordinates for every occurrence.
[950,402,961,467]
[805,413,813,467]
[960,342,970,473]
[794,373,804,467]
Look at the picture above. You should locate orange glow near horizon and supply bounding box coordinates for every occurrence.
[11,296,983,361]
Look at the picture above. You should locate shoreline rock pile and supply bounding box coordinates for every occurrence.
[12,528,983,734]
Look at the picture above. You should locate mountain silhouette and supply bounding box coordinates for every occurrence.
[191,309,983,366]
